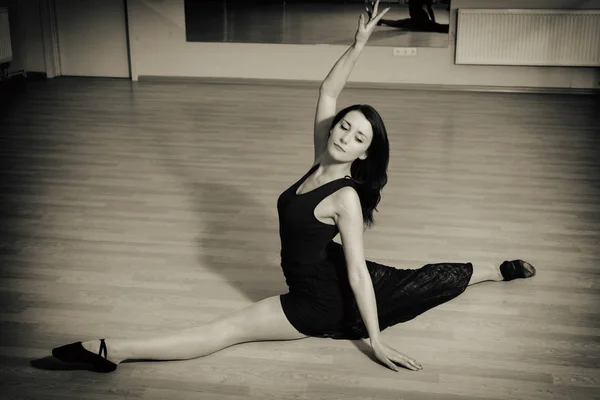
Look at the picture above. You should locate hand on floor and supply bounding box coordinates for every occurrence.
[371,339,422,372]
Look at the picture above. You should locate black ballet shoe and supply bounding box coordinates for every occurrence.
[499,260,536,281]
[52,339,117,373]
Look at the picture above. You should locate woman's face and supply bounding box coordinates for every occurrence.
[328,110,373,162]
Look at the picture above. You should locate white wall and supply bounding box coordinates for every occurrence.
[127,0,600,89]
[2,0,599,89]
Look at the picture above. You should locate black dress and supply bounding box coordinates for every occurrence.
[278,164,473,340]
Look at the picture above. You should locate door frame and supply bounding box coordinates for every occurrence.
[39,0,61,78]
[40,0,133,79]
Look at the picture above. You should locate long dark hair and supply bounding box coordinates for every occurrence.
[331,104,390,230]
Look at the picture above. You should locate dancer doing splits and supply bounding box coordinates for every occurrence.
[372,0,450,34]
[52,0,535,374]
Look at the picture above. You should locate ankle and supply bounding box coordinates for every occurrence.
[82,339,124,365]
[493,264,504,281]
[104,339,125,364]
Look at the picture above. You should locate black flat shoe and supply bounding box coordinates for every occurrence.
[52,339,117,373]
[500,260,536,281]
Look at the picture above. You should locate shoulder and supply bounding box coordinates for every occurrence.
[333,185,364,243]
[333,185,361,218]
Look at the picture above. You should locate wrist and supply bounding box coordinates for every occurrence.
[352,41,366,51]
[369,335,381,346]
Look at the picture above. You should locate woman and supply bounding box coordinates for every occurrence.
[52,0,535,374]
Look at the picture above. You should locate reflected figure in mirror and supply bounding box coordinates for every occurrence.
[366,0,449,34]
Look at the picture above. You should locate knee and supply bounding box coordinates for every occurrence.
[208,315,248,346]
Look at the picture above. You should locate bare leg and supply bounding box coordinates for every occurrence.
[81,295,307,365]
[468,263,503,286]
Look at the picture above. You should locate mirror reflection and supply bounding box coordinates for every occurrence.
[185,1,451,48]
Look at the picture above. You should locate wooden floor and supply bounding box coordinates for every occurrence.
[1,77,599,399]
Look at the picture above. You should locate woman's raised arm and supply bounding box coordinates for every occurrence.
[312,1,390,162]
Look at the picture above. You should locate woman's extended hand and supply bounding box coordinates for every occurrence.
[355,0,390,46]
[371,339,423,372]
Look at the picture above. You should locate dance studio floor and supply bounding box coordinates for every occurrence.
[185,1,450,48]
[0,77,599,399]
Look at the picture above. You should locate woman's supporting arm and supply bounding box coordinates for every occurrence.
[336,188,382,342]
[337,187,422,372]
[348,265,382,343]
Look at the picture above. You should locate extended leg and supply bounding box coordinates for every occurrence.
[414,20,449,33]
[468,260,536,286]
[74,295,307,367]
[468,263,503,286]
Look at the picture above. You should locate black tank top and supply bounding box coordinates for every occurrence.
[277,163,357,336]
[277,163,355,265]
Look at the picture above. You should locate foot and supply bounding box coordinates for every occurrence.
[82,339,123,365]
[52,339,121,372]
[499,260,536,281]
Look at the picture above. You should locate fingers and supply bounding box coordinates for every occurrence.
[404,357,422,371]
[373,342,422,373]
[374,347,400,372]
[372,7,391,23]
[382,355,400,372]
[364,7,390,30]
[359,14,367,32]
[391,354,421,371]
[385,345,423,371]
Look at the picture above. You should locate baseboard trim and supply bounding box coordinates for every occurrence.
[26,71,48,81]
[138,75,600,95]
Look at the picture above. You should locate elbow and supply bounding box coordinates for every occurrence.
[319,84,335,97]
[348,273,360,288]
[347,266,368,288]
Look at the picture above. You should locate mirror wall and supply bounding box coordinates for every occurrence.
[185,1,451,48]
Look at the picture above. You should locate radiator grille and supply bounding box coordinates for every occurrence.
[455,9,600,67]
